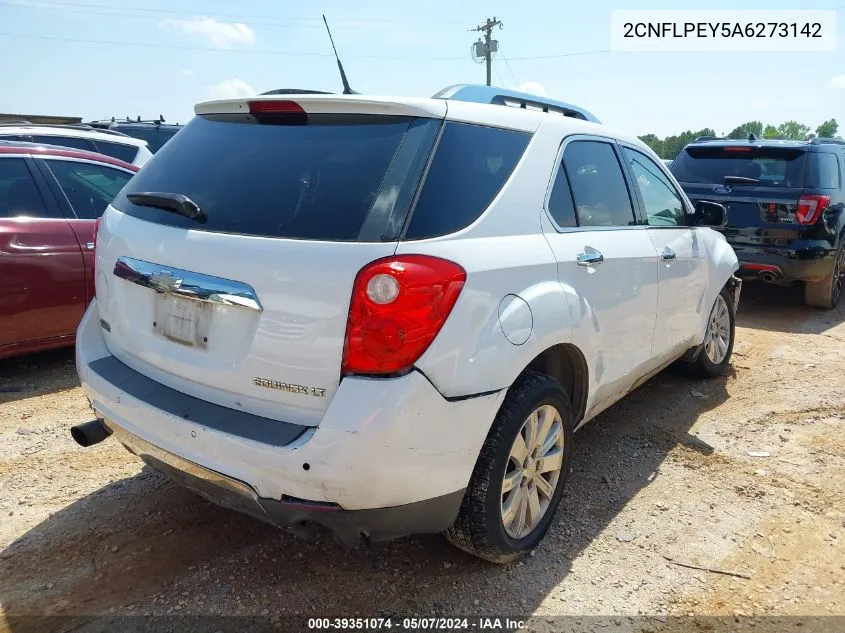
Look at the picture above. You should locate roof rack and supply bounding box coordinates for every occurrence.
[810,137,845,146]
[691,136,731,143]
[432,84,600,123]
[0,122,131,138]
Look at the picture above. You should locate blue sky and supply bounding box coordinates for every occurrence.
[0,0,843,137]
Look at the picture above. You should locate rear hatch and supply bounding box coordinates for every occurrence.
[671,144,808,246]
[96,97,446,426]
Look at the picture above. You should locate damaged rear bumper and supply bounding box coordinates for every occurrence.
[105,419,464,545]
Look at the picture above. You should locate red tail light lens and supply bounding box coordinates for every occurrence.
[796,194,830,225]
[248,100,307,124]
[341,255,466,376]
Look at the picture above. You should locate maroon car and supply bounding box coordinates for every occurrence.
[0,141,138,359]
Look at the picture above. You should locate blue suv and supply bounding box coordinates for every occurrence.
[671,136,845,308]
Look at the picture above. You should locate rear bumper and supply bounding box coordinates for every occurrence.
[104,420,464,545]
[730,242,838,283]
[76,300,504,532]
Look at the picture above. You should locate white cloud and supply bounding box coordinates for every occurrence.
[828,74,845,90]
[204,79,255,100]
[161,17,255,49]
[180,68,195,76]
[518,81,547,97]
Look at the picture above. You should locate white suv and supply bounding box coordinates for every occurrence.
[0,124,152,167]
[73,86,741,562]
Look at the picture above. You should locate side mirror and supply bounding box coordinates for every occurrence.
[694,200,727,226]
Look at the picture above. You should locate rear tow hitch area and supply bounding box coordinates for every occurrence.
[70,419,112,447]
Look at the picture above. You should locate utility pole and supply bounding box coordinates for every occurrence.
[470,17,502,86]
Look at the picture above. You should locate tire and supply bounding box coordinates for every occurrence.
[681,285,736,378]
[804,246,845,309]
[444,371,574,563]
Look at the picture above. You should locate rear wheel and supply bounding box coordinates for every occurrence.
[681,286,736,378]
[804,246,845,309]
[444,372,573,563]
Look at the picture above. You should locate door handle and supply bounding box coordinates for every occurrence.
[660,248,676,261]
[576,250,604,266]
[85,242,95,250]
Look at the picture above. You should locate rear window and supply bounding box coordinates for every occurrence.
[671,146,807,188]
[807,152,840,189]
[113,115,529,242]
[92,139,139,164]
[404,123,530,239]
[31,135,92,151]
[115,125,180,153]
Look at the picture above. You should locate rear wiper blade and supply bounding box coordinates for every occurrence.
[127,192,206,222]
[723,176,760,184]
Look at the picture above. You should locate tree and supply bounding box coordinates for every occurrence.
[728,121,763,139]
[762,124,780,139]
[816,118,839,138]
[638,134,663,157]
[661,128,716,160]
[776,120,811,140]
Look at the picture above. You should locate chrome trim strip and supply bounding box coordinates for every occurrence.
[113,256,263,312]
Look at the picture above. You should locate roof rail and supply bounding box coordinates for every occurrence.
[810,136,845,146]
[2,121,135,139]
[432,84,600,123]
[692,136,730,143]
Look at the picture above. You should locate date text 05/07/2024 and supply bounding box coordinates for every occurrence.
[307,617,527,630]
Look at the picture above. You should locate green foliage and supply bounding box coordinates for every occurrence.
[762,125,780,139]
[816,118,839,138]
[727,121,763,139]
[776,121,811,140]
[641,119,839,158]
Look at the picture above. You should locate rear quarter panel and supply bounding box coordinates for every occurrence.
[401,122,578,398]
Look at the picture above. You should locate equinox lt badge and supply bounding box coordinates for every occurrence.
[253,377,326,398]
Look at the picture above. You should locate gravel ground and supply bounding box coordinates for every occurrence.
[1,284,843,633]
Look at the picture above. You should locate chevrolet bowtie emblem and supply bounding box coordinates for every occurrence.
[149,271,182,292]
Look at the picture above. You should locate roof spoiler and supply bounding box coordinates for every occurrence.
[432,84,599,123]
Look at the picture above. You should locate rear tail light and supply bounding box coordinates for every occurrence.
[341,255,466,376]
[248,100,307,125]
[796,194,830,225]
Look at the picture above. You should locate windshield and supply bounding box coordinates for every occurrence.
[671,146,808,188]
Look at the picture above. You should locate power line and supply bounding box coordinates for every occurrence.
[0,29,467,60]
[0,0,469,26]
[491,59,508,88]
[497,44,520,86]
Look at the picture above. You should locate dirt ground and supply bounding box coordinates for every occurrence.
[1,284,843,632]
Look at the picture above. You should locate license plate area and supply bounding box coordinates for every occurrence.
[153,293,211,348]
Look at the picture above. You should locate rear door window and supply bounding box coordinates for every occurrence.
[91,140,139,164]
[562,140,636,227]
[672,146,807,187]
[113,115,441,241]
[807,153,840,189]
[403,122,530,239]
[0,158,52,218]
[44,159,133,219]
